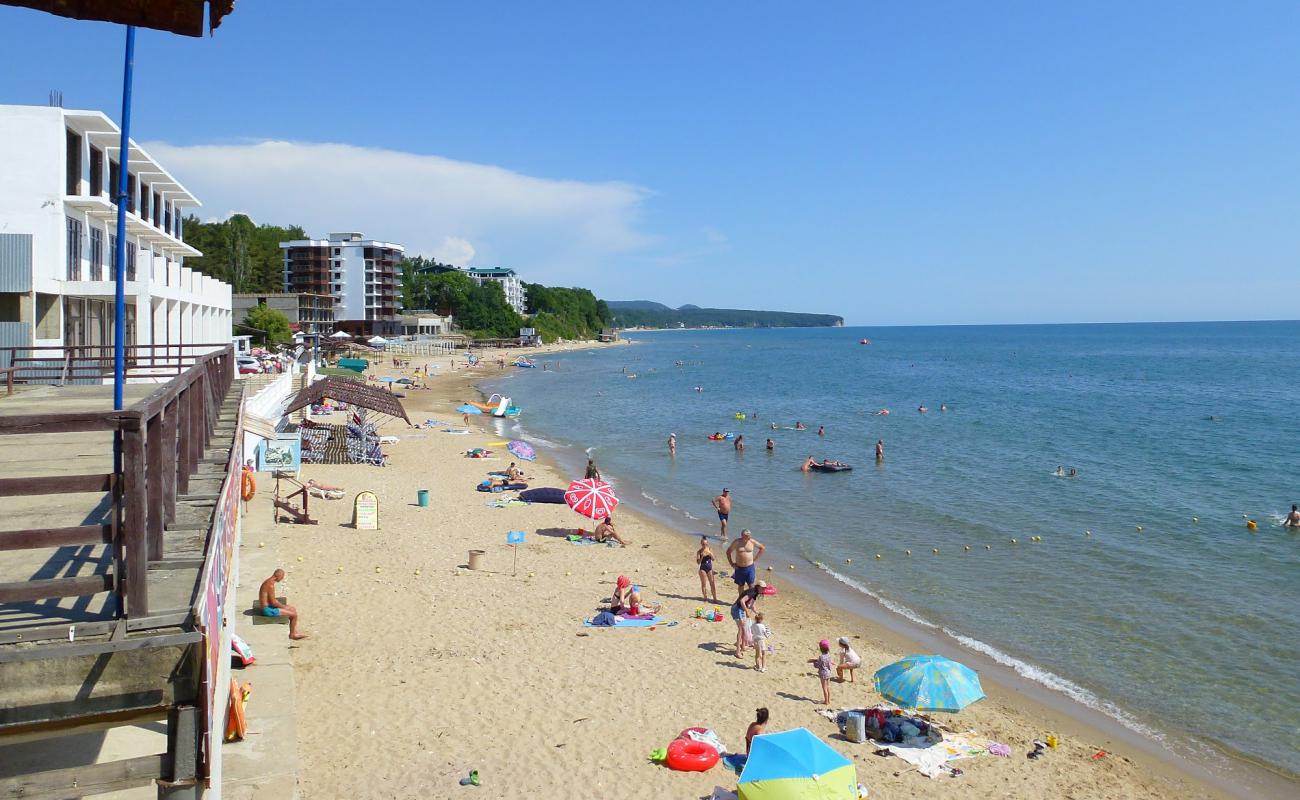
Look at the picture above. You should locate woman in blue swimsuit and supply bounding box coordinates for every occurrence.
[696,536,719,603]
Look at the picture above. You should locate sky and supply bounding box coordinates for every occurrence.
[1,1,1298,325]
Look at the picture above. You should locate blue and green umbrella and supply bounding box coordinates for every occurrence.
[456,404,483,415]
[738,728,857,800]
[873,655,985,712]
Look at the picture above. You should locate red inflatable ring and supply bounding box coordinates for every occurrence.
[666,737,719,772]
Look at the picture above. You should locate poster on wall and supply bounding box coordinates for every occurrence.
[258,433,301,472]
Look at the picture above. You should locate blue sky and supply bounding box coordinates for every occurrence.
[2,1,1297,324]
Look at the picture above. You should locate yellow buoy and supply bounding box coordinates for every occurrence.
[1136,526,1143,532]
[932,548,939,555]
[875,554,882,559]
[788,564,795,570]
[1246,520,1257,530]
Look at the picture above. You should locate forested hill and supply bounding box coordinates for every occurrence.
[605,303,842,328]
[182,214,304,293]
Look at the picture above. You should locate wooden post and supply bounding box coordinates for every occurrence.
[121,415,148,617]
[161,399,177,525]
[188,380,202,475]
[175,387,190,495]
[145,411,164,561]
[159,705,199,799]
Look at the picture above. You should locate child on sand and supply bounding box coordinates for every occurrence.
[750,612,773,672]
[835,636,861,682]
[809,639,833,704]
[745,707,769,754]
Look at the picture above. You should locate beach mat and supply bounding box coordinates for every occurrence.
[583,615,665,628]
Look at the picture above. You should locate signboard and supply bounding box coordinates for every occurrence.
[506,530,526,545]
[354,491,379,530]
[195,409,243,776]
[257,433,301,472]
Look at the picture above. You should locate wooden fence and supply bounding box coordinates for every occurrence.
[0,342,228,385]
[0,345,235,620]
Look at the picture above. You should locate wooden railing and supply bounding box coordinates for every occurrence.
[0,346,234,621]
[0,343,229,385]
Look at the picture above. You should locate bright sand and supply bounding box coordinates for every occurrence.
[259,343,1237,799]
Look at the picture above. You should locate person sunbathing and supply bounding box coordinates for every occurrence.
[593,516,629,546]
[506,462,527,482]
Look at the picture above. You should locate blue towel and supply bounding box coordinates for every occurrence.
[583,615,664,628]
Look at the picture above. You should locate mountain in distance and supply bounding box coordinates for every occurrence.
[605,300,673,311]
[603,300,842,329]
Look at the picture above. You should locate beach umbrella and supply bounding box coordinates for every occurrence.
[737,728,857,800]
[564,478,619,520]
[456,404,483,415]
[369,336,389,345]
[507,441,537,461]
[330,330,352,339]
[873,655,985,713]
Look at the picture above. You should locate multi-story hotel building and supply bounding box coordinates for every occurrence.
[232,292,335,335]
[0,104,232,355]
[280,232,402,336]
[466,266,527,315]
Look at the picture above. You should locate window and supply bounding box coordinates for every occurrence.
[90,227,103,280]
[127,173,136,214]
[35,293,60,339]
[165,203,171,235]
[139,183,149,221]
[108,160,120,205]
[126,241,136,280]
[108,234,117,279]
[66,129,82,195]
[89,147,103,196]
[153,192,161,227]
[66,217,83,280]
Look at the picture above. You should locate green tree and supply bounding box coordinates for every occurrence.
[183,214,306,293]
[412,270,475,316]
[458,280,524,338]
[241,303,293,345]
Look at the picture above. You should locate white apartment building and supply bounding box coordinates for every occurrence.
[467,267,527,315]
[280,233,403,337]
[0,104,232,361]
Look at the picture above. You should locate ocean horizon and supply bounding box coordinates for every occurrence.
[484,320,1300,778]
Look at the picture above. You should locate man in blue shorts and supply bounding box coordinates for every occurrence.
[712,488,732,540]
[257,569,308,640]
[726,529,765,591]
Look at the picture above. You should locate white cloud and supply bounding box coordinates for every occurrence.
[145,140,654,280]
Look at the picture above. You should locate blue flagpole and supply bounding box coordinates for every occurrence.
[113,25,135,412]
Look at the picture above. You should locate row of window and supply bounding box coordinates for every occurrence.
[66,129,183,241]
[66,215,171,283]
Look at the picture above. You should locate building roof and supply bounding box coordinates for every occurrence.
[233,292,334,300]
[279,238,405,251]
[467,267,518,278]
[8,0,235,36]
[283,376,410,423]
[54,108,201,206]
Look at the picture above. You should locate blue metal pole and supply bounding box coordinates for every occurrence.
[113,25,135,412]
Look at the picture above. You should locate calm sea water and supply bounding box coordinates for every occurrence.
[482,322,1300,775]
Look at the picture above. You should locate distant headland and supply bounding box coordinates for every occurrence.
[604,300,843,329]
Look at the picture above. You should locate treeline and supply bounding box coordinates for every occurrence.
[182,214,305,293]
[524,284,609,342]
[606,307,843,328]
[403,262,613,340]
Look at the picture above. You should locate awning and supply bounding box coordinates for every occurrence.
[283,376,410,423]
[4,0,236,36]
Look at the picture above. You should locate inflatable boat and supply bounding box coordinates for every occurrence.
[809,462,853,473]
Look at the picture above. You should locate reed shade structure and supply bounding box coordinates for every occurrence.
[3,0,236,36]
[285,376,411,424]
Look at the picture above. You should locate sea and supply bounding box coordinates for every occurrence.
[480,322,1300,779]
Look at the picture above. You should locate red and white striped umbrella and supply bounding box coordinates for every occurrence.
[565,478,619,520]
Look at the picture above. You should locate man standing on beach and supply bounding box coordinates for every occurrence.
[712,488,732,540]
[726,529,765,591]
[256,569,307,640]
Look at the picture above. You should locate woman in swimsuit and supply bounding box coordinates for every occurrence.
[731,583,763,658]
[696,536,719,603]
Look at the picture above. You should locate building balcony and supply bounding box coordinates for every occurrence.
[63,195,201,258]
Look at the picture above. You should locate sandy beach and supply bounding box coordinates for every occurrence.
[246,342,1238,799]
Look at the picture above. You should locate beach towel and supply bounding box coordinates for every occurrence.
[486,499,530,509]
[583,615,665,628]
[883,736,983,778]
[443,429,470,435]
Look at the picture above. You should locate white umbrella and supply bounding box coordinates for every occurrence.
[329,330,352,339]
[369,336,389,345]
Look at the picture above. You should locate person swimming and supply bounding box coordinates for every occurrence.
[918,405,928,413]
[794,421,807,430]
[875,409,890,416]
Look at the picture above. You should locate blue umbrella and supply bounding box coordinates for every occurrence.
[737,728,857,799]
[873,655,985,712]
[507,441,537,461]
[456,404,483,415]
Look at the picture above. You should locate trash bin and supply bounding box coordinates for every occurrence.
[468,550,485,571]
[417,489,430,507]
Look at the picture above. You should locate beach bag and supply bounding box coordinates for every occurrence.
[230,633,255,667]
